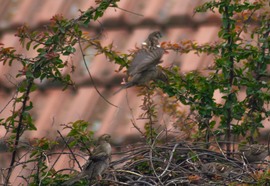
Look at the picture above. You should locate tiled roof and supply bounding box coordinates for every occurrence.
[0,0,220,133]
[0,0,225,184]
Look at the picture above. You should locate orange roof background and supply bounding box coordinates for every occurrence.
[0,0,221,138]
[0,0,220,138]
[4,0,266,185]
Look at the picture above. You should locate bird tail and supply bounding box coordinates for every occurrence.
[113,82,134,95]
[156,67,168,83]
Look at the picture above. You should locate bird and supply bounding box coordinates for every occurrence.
[113,31,165,94]
[114,48,165,94]
[127,47,165,78]
[238,143,269,163]
[63,134,112,185]
[201,162,242,178]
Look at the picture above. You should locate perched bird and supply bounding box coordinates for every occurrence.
[114,31,165,94]
[127,47,165,78]
[238,143,269,163]
[63,134,112,185]
[114,48,165,94]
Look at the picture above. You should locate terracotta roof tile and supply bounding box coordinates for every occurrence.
[0,1,229,183]
[180,26,219,72]
[0,1,223,139]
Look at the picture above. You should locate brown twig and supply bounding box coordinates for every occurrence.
[78,38,118,108]
[57,130,83,171]
[5,80,33,186]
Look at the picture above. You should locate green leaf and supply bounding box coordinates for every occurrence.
[28,122,37,131]
[25,102,33,111]
[26,41,33,51]
[69,140,77,147]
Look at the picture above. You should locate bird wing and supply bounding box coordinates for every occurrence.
[250,145,266,155]
[82,149,109,170]
[128,47,164,76]
[89,142,111,161]
[90,153,109,161]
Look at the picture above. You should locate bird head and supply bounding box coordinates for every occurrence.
[98,134,111,143]
[149,31,162,40]
[142,31,163,48]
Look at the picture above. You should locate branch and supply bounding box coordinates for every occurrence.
[78,38,118,108]
[5,79,33,186]
[224,4,235,153]
[57,130,82,171]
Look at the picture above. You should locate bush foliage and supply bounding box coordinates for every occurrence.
[0,0,270,185]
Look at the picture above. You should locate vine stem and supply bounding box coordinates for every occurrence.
[5,80,33,186]
[224,4,234,154]
[78,38,118,108]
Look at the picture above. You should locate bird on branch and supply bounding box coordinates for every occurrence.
[63,134,111,185]
[114,31,166,94]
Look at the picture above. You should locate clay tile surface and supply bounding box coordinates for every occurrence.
[0,0,221,142]
[0,1,225,184]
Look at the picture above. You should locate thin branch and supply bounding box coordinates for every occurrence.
[57,130,82,171]
[159,143,179,177]
[115,6,144,17]
[125,91,145,137]
[0,75,19,114]
[39,152,49,186]
[0,93,17,114]
[5,80,33,186]
[114,169,143,177]
[224,4,235,153]
[149,131,164,186]
[78,38,118,108]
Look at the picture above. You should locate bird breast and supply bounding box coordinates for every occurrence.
[101,142,112,156]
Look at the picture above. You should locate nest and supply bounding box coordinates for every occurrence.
[98,141,269,185]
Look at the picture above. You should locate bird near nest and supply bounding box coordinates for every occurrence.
[238,143,269,163]
[113,31,166,94]
[63,134,112,185]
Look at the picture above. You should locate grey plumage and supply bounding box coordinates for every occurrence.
[128,47,164,76]
[239,143,269,163]
[63,134,111,185]
[114,31,165,94]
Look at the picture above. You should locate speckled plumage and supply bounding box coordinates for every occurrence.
[114,31,165,94]
[63,134,111,185]
[239,143,269,163]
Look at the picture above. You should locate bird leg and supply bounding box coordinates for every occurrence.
[97,175,102,181]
